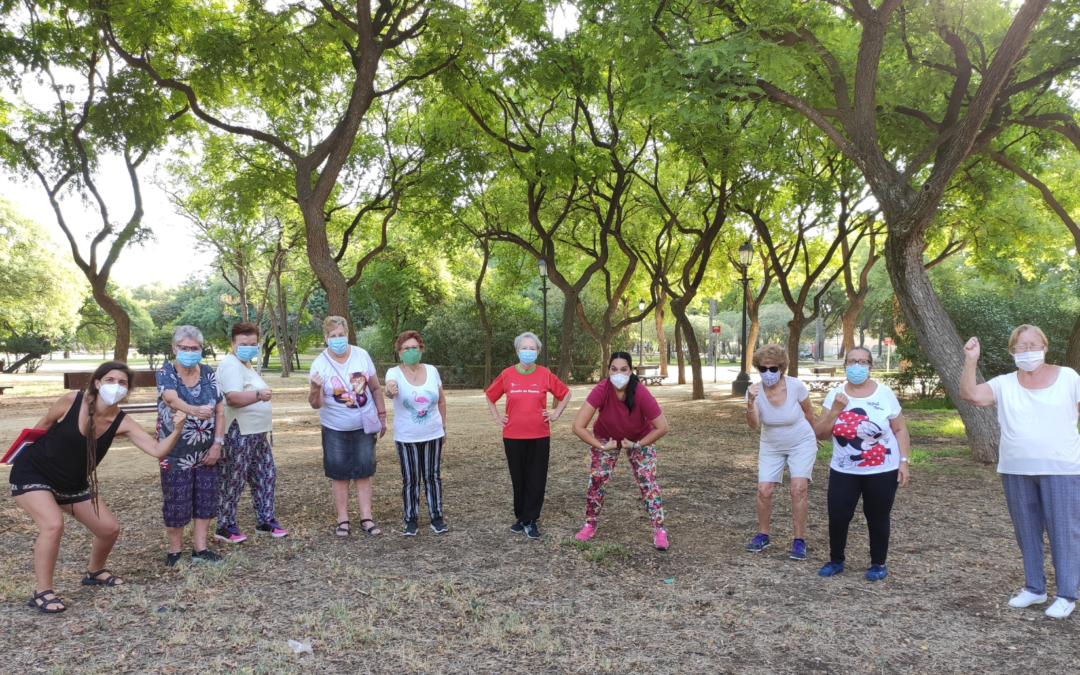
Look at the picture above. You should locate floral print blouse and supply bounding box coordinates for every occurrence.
[156,361,223,470]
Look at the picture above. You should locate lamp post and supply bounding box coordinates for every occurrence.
[538,259,550,367]
[732,241,754,396]
[638,299,646,365]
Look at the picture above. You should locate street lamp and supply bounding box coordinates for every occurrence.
[732,241,754,396]
[638,298,646,365]
[538,259,549,367]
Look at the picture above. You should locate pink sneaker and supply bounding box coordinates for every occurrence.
[255,520,289,538]
[653,528,669,551]
[575,524,596,541]
[214,525,247,544]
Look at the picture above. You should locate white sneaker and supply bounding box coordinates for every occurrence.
[1045,597,1076,619]
[1008,589,1048,608]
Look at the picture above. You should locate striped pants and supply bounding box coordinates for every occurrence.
[1001,474,1080,602]
[396,437,444,523]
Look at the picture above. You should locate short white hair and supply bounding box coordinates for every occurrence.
[514,332,542,351]
[172,325,204,347]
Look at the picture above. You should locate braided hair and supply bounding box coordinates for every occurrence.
[84,361,133,512]
[609,352,639,412]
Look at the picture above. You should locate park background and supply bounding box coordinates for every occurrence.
[2,0,1080,672]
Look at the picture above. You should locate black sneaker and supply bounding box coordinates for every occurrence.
[164,552,182,568]
[430,517,448,534]
[509,520,525,534]
[402,520,418,536]
[191,548,222,564]
[525,521,541,539]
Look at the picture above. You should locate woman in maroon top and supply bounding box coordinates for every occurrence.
[571,352,671,550]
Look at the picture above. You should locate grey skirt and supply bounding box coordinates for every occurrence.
[321,427,377,480]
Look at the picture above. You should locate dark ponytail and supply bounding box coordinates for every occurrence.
[610,351,639,412]
[85,361,133,513]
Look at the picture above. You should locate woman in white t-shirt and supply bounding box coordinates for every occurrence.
[384,331,448,536]
[215,322,287,544]
[744,343,817,561]
[961,324,1080,619]
[308,316,387,537]
[813,347,911,582]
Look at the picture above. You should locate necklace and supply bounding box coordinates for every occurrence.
[403,364,425,385]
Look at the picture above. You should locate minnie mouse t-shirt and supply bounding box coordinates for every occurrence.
[822,381,902,475]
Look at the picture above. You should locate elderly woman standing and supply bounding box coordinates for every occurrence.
[156,325,225,566]
[961,325,1080,619]
[309,316,387,537]
[214,322,287,545]
[813,347,911,581]
[744,343,817,560]
[486,332,571,539]
[385,330,448,535]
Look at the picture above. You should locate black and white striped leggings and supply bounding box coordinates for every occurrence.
[395,437,444,522]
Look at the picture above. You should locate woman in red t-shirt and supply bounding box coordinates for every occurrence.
[570,352,671,550]
[485,332,572,539]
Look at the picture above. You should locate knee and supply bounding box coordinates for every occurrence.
[757,483,775,500]
[40,517,64,540]
[100,520,121,541]
[790,482,808,501]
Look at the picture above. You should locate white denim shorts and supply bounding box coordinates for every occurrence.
[757,441,818,484]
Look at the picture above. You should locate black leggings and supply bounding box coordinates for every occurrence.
[827,468,899,566]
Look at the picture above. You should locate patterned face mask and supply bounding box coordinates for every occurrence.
[760,370,782,387]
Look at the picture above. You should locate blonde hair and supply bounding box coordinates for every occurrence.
[751,343,788,372]
[322,315,349,337]
[1008,324,1048,352]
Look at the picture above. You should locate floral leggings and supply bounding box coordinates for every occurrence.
[217,421,278,529]
[585,440,665,530]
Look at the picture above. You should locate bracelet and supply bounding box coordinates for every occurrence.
[377,411,387,417]
[214,437,224,444]
[899,457,909,463]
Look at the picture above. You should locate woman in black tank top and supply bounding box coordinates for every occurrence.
[10,361,187,613]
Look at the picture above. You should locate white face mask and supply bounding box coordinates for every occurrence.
[609,373,630,390]
[1013,350,1045,372]
[98,382,128,405]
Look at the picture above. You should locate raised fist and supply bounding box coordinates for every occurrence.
[963,337,980,361]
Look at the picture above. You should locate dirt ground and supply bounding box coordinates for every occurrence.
[0,378,1077,674]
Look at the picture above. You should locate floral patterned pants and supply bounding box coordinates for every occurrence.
[217,421,277,528]
[585,440,665,530]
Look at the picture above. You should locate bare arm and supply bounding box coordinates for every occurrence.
[814,392,849,440]
[161,389,211,419]
[34,392,79,430]
[800,396,816,428]
[571,401,611,450]
[369,372,387,438]
[890,412,912,488]
[487,397,507,427]
[201,401,226,466]
[437,386,447,433]
[960,337,996,407]
[225,389,268,408]
[543,391,573,422]
[745,382,760,430]
[309,372,325,409]
[117,409,187,459]
[636,413,670,448]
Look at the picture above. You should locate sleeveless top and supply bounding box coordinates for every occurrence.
[8,392,126,492]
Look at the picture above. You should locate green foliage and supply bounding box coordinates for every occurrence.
[76,287,154,354]
[134,328,175,370]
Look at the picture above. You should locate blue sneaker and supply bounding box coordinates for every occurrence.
[790,539,807,560]
[865,564,888,581]
[818,561,845,577]
[746,533,771,552]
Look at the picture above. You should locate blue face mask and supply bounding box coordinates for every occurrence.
[846,364,870,385]
[236,345,260,362]
[176,350,202,368]
[327,337,349,355]
[518,349,538,365]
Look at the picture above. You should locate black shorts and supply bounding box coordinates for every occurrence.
[10,470,92,506]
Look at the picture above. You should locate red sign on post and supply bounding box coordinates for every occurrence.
[884,338,894,345]
[711,326,722,333]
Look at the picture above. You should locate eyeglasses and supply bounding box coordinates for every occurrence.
[1010,343,1045,354]
[176,346,202,353]
[756,365,780,373]
[845,359,871,367]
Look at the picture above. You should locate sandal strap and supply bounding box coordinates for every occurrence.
[31,590,64,610]
[32,589,56,600]
[86,569,122,585]
[359,518,375,524]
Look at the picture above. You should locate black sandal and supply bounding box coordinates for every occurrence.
[359,518,381,536]
[335,520,351,537]
[82,568,124,586]
[28,590,66,613]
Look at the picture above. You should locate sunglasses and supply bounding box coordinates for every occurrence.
[756,365,780,373]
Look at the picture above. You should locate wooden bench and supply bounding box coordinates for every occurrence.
[811,366,837,376]
[0,386,12,396]
[634,365,664,386]
[803,376,845,394]
[64,371,160,415]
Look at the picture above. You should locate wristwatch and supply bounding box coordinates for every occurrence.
[899,457,909,463]
[214,437,224,445]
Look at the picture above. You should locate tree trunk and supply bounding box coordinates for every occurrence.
[885,228,1000,463]
[670,300,705,399]
[91,282,132,363]
[674,321,686,384]
[785,314,805,377]
[654,292,668,378]
[4,351,44,374]
[300,201,353,340]
[555,291,577,381]
[841,299,862,353]
[1066,312,1080,372]
[476,241,494,388]
[745,316,761,372]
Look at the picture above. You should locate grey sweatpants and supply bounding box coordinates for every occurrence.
[1001,473,1080,602]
